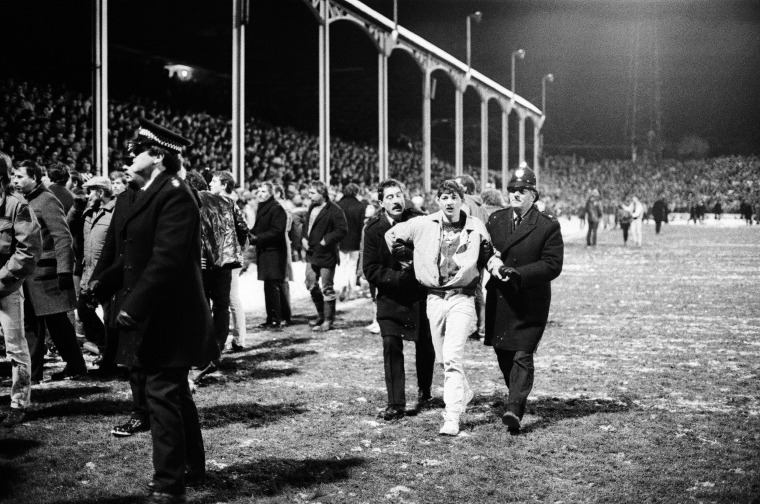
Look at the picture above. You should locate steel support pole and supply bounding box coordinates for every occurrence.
[318,0,331,183]
[480,99,488,191]
[377,50,389,182]
[455,86,464,176]
[422,70,432,193]
[518,113,526,166]
[533,123,540,188]
[232,0,246,184]
[92,0,108,175]
[501,109,508,190]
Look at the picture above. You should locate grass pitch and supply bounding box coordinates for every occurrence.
[1,223,759,503]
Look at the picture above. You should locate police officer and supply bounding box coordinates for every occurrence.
[484,167,564,432]
[92,119,216,503]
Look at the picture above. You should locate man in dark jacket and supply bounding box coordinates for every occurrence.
[363,179,434,421]
[92,120,216,503]
[336,183,367,302]
[585,189,603,246]
[88,172,150,436]
[652,195,669,234]
[13,160,86,382]
[251,181,288,328]
[485,167,564,432]
[302,181,347,332]
[185,171,247,357]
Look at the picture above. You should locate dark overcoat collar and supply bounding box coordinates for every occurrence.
[501,206,539,253]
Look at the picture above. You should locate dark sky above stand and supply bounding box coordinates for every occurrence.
[4,0,760,157]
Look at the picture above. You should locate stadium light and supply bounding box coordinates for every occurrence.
[164,64,193,82]
[511,49,526,95]
[466,11,483,74]
[542,73,554,114]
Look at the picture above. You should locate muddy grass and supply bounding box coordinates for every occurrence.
[1,224,759,503]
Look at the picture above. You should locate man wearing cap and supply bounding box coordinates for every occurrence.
[77,176,117,374]
[484,167,564,433]
[91,119,216,503]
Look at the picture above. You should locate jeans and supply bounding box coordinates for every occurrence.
[0,289,31,409]
[229,267,247,346]
[338,250,360,298]
[631,219,642,246]
[586,221,599,246]
[202,267,232,353]
[305,264,336,303]
[426,292,476,417]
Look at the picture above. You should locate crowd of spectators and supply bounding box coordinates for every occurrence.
[2,77,759,216]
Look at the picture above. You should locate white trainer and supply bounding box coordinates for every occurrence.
[439,415,460,436]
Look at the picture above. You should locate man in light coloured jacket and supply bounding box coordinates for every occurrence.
[0,152,42,428]
[385,179,504,436]
[78,176,117,373]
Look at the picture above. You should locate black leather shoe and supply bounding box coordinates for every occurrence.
[142,492,186,504]
[378,406,405,421]
[406,390,433,415]
[112,417,150,437]
[502,411,521,432]
[147,471,205,491]
[49,365,88,381]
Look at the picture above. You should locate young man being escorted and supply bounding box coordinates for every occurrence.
[386,180,504,436]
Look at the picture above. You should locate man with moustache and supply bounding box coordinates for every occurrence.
[89,119,216,503]
[362,179,434,421]
[386,180,504,436]
[484,167,564,433]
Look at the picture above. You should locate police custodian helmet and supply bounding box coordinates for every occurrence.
[508,164,537,192]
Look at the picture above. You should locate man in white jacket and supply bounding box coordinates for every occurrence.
[386,180,503,436]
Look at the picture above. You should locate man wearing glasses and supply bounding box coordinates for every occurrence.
[484,166,564,433]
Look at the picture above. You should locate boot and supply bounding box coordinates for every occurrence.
[313,300,335,332]
[309,289,324,327]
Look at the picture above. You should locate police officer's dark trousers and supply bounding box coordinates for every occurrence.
[144,366,205,496]
[495,349,534,419]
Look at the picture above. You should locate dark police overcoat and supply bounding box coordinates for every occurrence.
[362,208,427,341]
[95,172,216,368]
[484,206,564,352]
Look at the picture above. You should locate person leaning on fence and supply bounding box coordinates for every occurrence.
[302,180,348,332]
[362,178,435,422]
[484,166,564,433]
[0,151,42,428]
[386,179,504,436]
